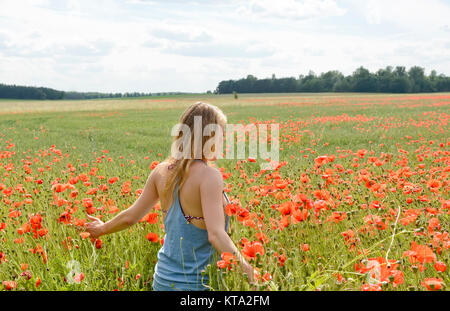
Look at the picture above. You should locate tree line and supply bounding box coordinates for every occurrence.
[0,84,65,100]
[215,66,450,94]
[0,83,191,100]
[3,65,450,99]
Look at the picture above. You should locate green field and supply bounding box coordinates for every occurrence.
[0,93,448,291]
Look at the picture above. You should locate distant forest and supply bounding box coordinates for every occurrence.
[2,65,450,99]
[0,83,187,100]
[215,66,450,94]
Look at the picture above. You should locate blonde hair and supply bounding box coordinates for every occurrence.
[162,102,227,203]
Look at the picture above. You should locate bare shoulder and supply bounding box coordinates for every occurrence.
[199,165,223,186]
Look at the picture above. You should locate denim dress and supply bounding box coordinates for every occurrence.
[152,182,230,291]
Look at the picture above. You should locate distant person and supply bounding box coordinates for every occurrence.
[84,102,255,290]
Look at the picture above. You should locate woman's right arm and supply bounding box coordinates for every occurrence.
[200,168,256,284]
[85,164,160,239]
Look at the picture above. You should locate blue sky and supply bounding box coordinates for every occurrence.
[1,0,450,93]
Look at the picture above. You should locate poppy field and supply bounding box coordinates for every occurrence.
[0,93,448,291]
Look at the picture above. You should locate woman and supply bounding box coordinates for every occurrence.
[84,102,255,291]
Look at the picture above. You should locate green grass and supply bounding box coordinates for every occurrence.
[0,93,448,291]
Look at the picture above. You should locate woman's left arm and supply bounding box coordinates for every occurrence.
[84,166,160,239]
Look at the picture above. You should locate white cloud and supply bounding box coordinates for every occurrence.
[0,0,449,93]
[365,0,381,25]
[164,41,275,58]
[151,26,213,43]
[345,0,450,32]
[236,0,346,21]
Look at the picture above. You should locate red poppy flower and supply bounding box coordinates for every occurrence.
[434,261,447,273]
[217,252,236,270]
[403,241,436,264]
[146,232,159,243]
[146,213,159,225]
[108,176,119,184]
[150,161,159,170]
[421,278,444,291]
[242,241,265,261]
[2,281,17,290]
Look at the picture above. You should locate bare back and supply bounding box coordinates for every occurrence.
[153,160,228,230]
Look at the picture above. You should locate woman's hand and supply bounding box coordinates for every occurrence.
[84,215,105,239]
[243,262,257,285]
